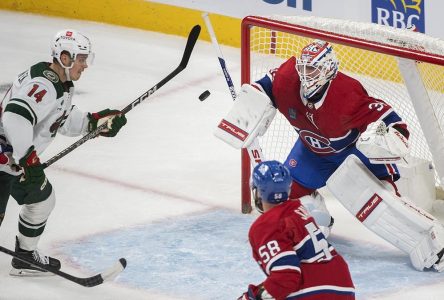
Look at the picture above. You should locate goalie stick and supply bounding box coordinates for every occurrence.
[0,245,126,287]
[202,12,264,213]
[42,24,201,168]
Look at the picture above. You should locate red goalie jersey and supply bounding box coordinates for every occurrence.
[247,199,355,300]
[254,56,408,155]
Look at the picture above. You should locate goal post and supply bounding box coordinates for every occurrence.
[240,15,444,213]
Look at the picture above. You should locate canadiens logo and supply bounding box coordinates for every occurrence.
[299,130,336,154]
[43,70,59,83]
[289,159,297,167]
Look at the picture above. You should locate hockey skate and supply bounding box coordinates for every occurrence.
[432,249,444,272]
[10,237,61,276]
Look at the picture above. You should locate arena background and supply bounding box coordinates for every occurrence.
[1,0,443,45]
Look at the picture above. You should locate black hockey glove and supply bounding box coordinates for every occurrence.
[238,284,268,300]
[88,109,127,137]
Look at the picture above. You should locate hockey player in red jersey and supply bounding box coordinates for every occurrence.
[252,39,409,201]
[216,39,444,272]
[238,160,355,300]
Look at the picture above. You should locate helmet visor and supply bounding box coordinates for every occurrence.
[75,53,95,66]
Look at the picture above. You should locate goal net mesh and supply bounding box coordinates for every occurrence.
[243,16,444,188]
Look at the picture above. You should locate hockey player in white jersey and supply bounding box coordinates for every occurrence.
[0,29,126,275]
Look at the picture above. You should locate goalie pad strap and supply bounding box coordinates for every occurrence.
[327,155,444,271]
[214,84,276,149]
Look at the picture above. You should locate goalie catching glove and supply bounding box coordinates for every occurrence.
[214,84,276,149]
[88,109,127,137]
[356,121,409,164]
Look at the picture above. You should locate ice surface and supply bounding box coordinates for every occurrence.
[1,10,444,300]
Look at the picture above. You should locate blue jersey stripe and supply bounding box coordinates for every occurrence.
[268,253,301,274]
[255,74,275,103]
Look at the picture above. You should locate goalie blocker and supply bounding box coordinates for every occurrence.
[214,84,276,149]
[327,155,444,272]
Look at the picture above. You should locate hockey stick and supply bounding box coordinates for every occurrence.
[202,13,263,213]
[0,245,126,287]
[42,25,201,168]
[202,13,265,165]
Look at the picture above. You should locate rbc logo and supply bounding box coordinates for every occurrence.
[262,0,312,11]
[371,0,425,32]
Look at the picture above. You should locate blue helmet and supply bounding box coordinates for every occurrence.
[252,160,292,205]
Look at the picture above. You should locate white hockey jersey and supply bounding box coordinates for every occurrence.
[0,62,88,173]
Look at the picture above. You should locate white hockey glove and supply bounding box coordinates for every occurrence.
[214,84,276,149]
[356,121,409,164]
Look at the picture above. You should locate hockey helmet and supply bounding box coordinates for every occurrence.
[51,29,94,69]
[251,160,292,211]
[296,40,339,98]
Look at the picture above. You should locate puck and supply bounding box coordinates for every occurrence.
[199,90,211,101]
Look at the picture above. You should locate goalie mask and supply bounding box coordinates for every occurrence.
[51,29,94,80]
[251,161,292,213]
[296,40,339,99]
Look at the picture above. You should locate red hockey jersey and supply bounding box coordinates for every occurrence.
[254,56,407,155]
[248,199,355,299]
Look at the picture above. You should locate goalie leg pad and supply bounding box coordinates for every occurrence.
[395,157,436,213]
[327,155,444,271]
[214,84,276,149]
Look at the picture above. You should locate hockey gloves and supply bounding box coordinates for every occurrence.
[88,109,127,137]
[11,146,52,205]
[0,142,20,175]
[237,287,256,300]
[238,284,273,300]
[18,146,46,188]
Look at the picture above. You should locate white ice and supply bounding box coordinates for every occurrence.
[1,10,444,300]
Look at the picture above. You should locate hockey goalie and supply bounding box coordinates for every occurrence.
[214,39,444,272]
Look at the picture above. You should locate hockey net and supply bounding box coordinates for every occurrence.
[240,16,444,213]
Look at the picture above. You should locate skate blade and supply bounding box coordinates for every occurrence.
[10,267,55,277]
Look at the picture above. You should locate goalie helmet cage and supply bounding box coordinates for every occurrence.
[240,15,444,213]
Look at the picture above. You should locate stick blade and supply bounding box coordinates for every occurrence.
[179,25,201,69]
[101,258,127,283]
